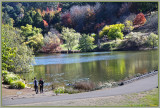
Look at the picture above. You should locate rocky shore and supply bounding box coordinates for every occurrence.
[97,70,158,89]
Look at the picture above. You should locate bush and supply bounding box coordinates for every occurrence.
[9,80,25,89]
[123,20,134,33]
[54,87,65,95]
[146,33,158,48]
[99,24,125,41]
[3,73,20,84]
[118,32,148,50]
[74,81,95,91]
[2,70,8,77]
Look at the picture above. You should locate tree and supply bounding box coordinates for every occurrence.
[25,33,44,52]
[61,27,81,51]
[133,13,146,26]
[2,11,14,26]
[99,24,125,41]
[21,24,43,52]
[147,33,158,48]
[2,41,16,71]
[33,12,43,28]
[41,28,61,53]
[21,24,42,38]
[78,34,95,52]
[2,24,34,73]
[22,13,33,25]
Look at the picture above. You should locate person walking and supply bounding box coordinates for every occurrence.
[34,77,38,94]
[39,78,44,93]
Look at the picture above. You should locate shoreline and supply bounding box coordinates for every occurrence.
[2,70,158,100]
[2,73,158,106]
[37,48,158,54]
[94,70,158,90]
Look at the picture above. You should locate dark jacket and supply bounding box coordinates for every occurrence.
[39,80,44,86]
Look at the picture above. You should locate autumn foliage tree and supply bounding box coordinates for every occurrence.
[133,13,146,26]
[41,28,61,53]
[61,12,72,27]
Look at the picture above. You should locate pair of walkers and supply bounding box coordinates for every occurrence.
[34,77,44,94]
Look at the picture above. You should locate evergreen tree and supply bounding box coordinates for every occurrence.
[33,12,43,28]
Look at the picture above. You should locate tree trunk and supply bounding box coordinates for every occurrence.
[98,39,101,49]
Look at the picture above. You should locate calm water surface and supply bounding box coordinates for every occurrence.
[21,50,158,88]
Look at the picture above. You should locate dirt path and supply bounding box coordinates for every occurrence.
[2,74,158,106]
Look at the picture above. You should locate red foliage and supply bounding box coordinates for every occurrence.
[133,13,146,25]
[43,20,48,27]
[61,13,72,26]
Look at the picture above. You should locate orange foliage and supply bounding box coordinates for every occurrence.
[57,8,62,12]
[41,10,46,17]
[133,13,146,25]
[43,20,48,27]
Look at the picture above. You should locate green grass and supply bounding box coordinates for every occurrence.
[125,88,159,107]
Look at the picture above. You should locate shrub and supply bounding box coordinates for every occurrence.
[99,24,125,41]
[118,32,148,50]
[123,20,134,33]
[9,80,25,89]
[146,33,158,48]
[74,81,95,91]
[3,73,20,84]
[2,70,8,77]
[54,87,65,95]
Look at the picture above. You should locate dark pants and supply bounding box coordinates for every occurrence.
[34,86,38,94]
[40,86,43,93]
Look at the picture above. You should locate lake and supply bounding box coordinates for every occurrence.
[20,50,158,89]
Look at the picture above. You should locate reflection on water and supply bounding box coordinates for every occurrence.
[20,50,158,88]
